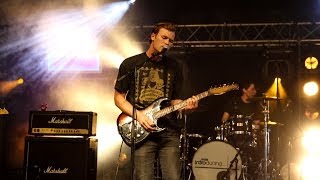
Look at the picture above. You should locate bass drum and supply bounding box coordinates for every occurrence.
[192,141,242,180]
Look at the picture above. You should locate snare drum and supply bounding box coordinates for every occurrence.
[192,141,242,180]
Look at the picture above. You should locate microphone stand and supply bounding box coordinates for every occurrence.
[222,145,243,180]
[222,137,252,180]
[129,64,138,180]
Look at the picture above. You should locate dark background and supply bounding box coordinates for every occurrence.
[122,0,320,25]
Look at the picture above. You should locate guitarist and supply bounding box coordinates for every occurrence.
[114,22,198,180]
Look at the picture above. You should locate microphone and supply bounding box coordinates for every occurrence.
[161,45,169,54]
[151,45,169,58]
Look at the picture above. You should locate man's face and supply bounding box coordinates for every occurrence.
[151,28,175,53]
[244,84,257,99]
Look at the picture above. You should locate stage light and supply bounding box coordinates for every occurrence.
[299,127,320,179]
[265,77,287,99]
[300,156,320,180]
[302,127,320,154]
[128,0,136,5]
[304,105,319,120]
[17,78,24,84]
[303,81,319,96]
[305,56,318,70]
[302,81,320,122]
[0,78,25,95]
[280,163,301,180]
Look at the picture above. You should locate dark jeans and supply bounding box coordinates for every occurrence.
[134,129,181,180]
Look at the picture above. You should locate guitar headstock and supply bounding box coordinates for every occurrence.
[208,83,239,95]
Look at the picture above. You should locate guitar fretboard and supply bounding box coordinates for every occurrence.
[153,91,209,119]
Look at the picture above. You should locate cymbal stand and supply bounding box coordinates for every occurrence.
[262,98,270,180]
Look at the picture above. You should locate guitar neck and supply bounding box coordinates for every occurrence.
[153,91,209,119]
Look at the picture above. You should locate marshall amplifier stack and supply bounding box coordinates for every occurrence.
[23,110,98,180]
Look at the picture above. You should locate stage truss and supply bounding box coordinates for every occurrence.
[117,22,320,48]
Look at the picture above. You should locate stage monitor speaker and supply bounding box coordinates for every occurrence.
[23,136,97,180]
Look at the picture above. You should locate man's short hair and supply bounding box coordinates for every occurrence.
[149,22,177,43]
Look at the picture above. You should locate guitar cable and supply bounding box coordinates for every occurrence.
[114,141,124,180]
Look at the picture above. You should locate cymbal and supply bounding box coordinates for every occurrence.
[259,121,284,126]
[251,96,283,101]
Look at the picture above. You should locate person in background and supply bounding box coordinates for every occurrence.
[221,80,261,123]
[221,80,263,179]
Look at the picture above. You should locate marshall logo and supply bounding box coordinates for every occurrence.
[43,166,68,174]
[48,117,73,124]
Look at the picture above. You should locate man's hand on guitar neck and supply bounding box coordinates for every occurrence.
[185,96,198,111]
[137,110,157,132]
[173,96,199,114]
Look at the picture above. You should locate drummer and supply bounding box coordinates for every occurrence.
[221,80,263,133]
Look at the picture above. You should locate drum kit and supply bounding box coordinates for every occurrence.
[180,95,284,180]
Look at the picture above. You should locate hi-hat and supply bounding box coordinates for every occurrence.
[251,96,283,101]
[259,121,284,126]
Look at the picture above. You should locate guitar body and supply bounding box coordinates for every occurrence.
[117,97,167,146]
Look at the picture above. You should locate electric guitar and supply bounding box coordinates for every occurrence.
[117,83,239,147]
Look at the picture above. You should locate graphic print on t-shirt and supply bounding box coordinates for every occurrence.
[135,67,170,106]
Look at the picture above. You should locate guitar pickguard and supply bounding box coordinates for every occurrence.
[117,98,167,146]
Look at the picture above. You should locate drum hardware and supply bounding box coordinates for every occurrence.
[252,96,283,101]
[260,94,283,180]
[180,112,188,180]
[261,96,270,180]
[180,133,208,164]
[180,113,207,180]
[259,121,284,126]
[215,124,228,142]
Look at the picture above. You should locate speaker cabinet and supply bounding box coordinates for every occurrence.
[0,115,8,178]
[23,136,97,180]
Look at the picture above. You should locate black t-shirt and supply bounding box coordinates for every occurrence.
[115,52,184,130]
[223,96,262,120]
